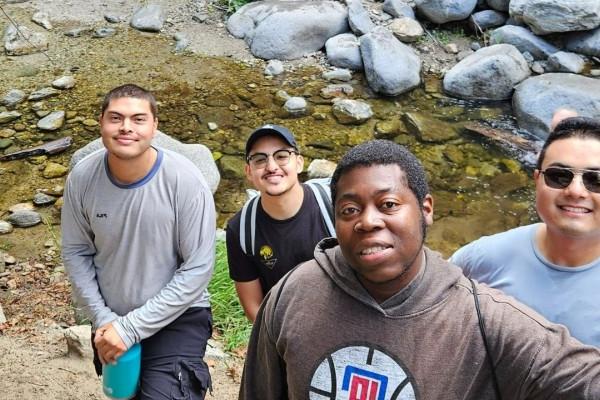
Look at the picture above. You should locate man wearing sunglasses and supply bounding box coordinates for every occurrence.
[226,124,334,322]
[451,115,600,347]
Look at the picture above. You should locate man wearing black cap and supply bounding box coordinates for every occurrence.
[226,124,334,322]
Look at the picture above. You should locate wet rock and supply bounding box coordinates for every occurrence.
[374,119,402,139]
[307,159,337,178]
[323,68,352,82]
[490,172,529,194]
[37,111,65,131]
[546,51,585,74]
[0,138,13,149]
[104,13,125,23]
[487,0,509,11]
[65,325,93,358]
[284,97,308,115]
[325,33,363,71]
[173,32,190,52]
[71,131,220,194]
[64,27,91,37]
[82,119,98,127]
[1,89,26,107]
[383,0,415,19]
[389,17,423,43]
[469,10,507,32]
[218,155,246,180]
[320,84,354,99]
[33,193,57,206]
[131,4,165,32]
[490,25,558,61]
[227,1,349,60]
[28,87,59,101]
[415,0,477,24]
[274,90,291,105]
[0,111,21,124]
[348,0,375,36]
[7,210,42,228]
[513,73,600,139]
[566,27,600,58]
[264,60,284,76]
[92,27,116,38]
[52,76,75,90]
[360,27,421,96]
[3,24,48,56]
[509,0,600,35]
[0,221,11,235]
[43,162,69,178]
[443,44,530,101]
[0,128,16,138]
[332,99,373,125]
[403,112,458,142]
[32,11,52,30]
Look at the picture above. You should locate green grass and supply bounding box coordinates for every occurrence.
[209,240,252,351]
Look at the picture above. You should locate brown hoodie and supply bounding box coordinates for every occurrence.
[240,239,600,400]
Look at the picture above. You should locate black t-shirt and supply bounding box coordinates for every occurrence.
[226,184,331,294]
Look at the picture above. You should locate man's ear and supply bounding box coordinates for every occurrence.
[152,118,158,137]
[295,154,304,174]
[422,194,434,227]
[244,163,252,182]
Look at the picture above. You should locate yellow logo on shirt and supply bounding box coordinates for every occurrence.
[260,245,273,260]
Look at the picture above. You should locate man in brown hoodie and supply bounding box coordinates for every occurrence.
[240,139,600,400]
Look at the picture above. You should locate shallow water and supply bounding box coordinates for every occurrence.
[0,23,539,258]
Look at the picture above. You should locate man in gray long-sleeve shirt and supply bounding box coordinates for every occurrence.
[61,84,215,399]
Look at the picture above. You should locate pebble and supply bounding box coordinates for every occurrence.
[284,97,308,115]
[32,11,53,30]
[82,119,99,127]
[322,68,352,82]
[320,84,354,99]
[264,60,284,76]
[7,210,42,228]
[64,27,92,37]
[42,184,64,196]
[37,111,65,131]
[4,255,16,265]
[52,76,75,90]
[92,27,117,38]
[0,128,16,138]
[590,69,600,77]
[444,43,459,54]
[43,162,69,178]
[104,13,125,23]
[33,192,57,206]
[0,111,21,124]
[0,221,13,234]
[0,138,13,149]
[208,122,218,131]
[1,89,26,107]
[28,87,59,101]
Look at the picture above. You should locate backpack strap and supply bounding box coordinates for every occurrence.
[239,195,260,256]
[305,179,336,238]
[470,278,502,400]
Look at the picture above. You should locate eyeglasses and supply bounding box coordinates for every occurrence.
[247,149,298,169]
[540,167,600,193]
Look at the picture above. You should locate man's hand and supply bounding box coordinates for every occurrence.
[94,322,127,364]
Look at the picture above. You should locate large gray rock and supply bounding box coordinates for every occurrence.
[513,73,600,139]
[383,0,415,19]
[70,131,220,194]
[443,44,530,101]
[546,51,585,74]
[566,27,600,57]
[360,27,421,96]
[37,111,65,131]
[414,0,477,24]
[490,25,558,60]
[130,4,165,32]
[509,0,600,35]
[227,1,348,60]
[348,0,375,36]
[469,10,507,32]
[3,24,48,56]
[7,210,42,228]
[325,33,363,71]
[487,0,509,12]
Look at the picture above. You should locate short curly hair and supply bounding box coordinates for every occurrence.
[537,116,600,169]
[331,140,429,205]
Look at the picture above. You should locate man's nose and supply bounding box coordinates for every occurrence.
[355,206,384,232]
[564,173,589,198]
[120,118,133,132]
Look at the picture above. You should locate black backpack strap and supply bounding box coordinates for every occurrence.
[470,278,502,400]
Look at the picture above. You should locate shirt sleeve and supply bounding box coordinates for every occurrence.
[112,178,216,348]
[449,240,483,279]
[61,173,119,328]
[226,220,260,282]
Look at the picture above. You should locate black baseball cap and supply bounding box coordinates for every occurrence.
[245,124,298,157]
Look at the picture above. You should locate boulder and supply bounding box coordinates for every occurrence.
[227,1,349,60]
[325,33,363,71]
[565,27,600,58]
[332,99,373,124]
[509,0,600,35]
[443,44,530,101]
[469,10,507,32]
[414,0,477,24]
[546,51,585,74]
[70,131,220,194]
[383,0,415,19]
[3,24,48,56]
[487,0,509,12]
[513,73,600,138]
[348,0,375,36]
[490,25,558,60]
[389,17,424,43]
[359,27,421,96]
[130,4,165,32]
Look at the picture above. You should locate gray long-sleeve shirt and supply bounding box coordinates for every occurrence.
[61,147,215,348]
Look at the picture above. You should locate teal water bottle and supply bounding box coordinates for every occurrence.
[102,343,142,400]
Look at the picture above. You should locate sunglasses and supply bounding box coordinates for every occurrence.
[540,167,600,193]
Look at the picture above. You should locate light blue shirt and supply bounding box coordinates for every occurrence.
[451,223,600,347]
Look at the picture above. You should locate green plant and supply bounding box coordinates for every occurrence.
[208,240,252,351]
